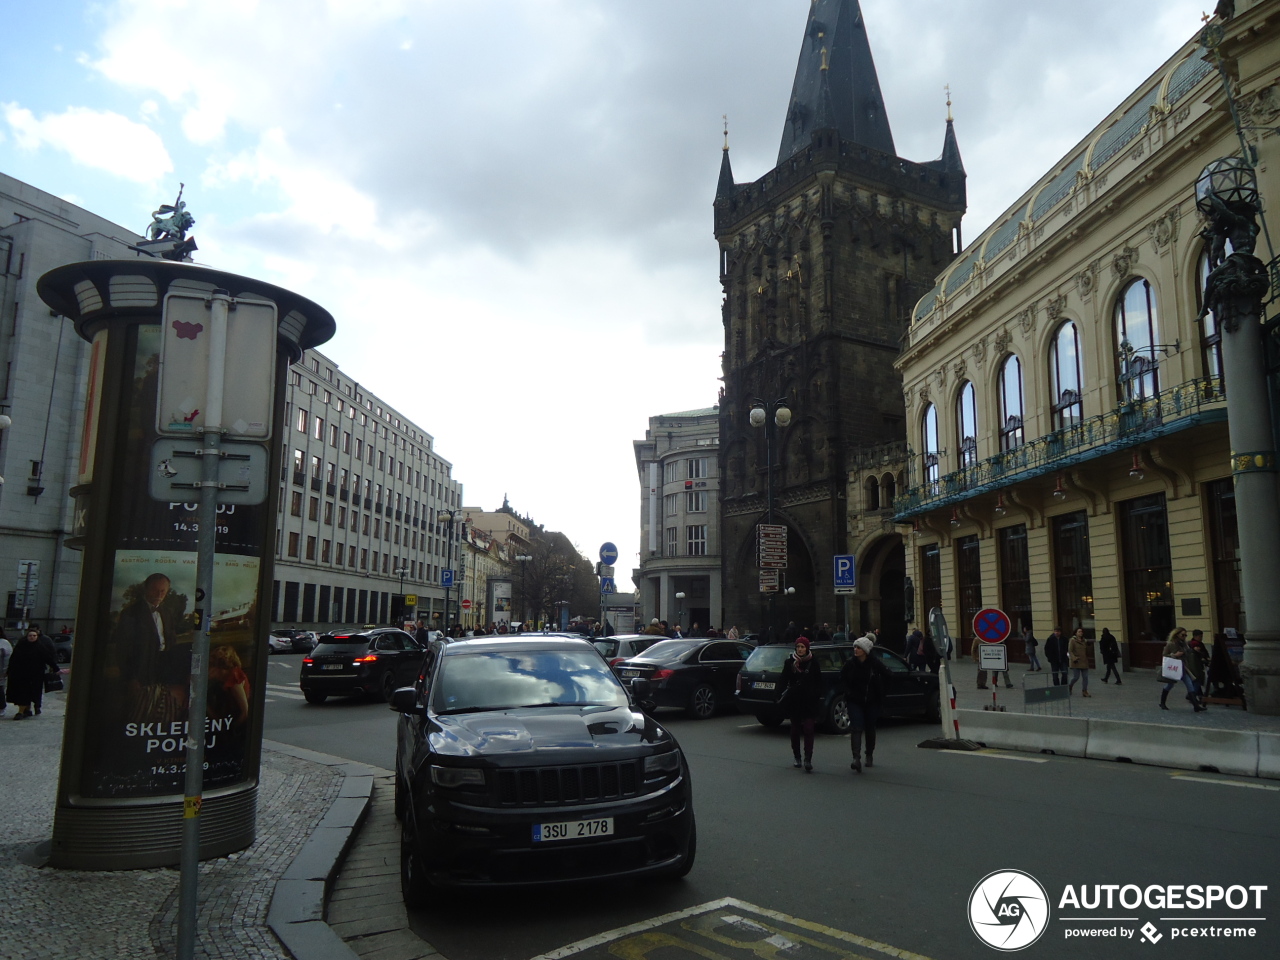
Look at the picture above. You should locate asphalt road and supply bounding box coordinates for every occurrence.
[262,654,1279,960]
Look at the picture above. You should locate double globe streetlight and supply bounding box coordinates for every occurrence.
[749,398,791,525]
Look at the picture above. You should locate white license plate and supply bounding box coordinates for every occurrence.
[532,818,614,843]
[621,670,641,678]
[322,664,343,671]
[753,681,775,690]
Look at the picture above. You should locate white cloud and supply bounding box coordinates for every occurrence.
[2,103,172,183]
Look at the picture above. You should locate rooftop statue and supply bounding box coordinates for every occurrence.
[135,183,199,262]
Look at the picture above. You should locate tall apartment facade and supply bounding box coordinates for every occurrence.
[0,174,142,630]
[272,350,463,630]
[634,407,721,631]
[894,9,1270,669]
[715,0,965,633]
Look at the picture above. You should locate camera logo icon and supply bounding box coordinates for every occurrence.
[968,869,1050,951]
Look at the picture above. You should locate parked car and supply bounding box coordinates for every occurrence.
[299,628,427,703]
[615,639,755,719]
[736,642,940,732]
[267,631,295,654]
[390,636,695,902]
[291,630,319,653]
[592,634,658,667]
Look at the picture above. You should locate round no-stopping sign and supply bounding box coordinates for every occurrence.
[973,607,1012,643]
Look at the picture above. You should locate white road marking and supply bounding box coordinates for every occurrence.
[939,749,1048,763]
[1173,774,1279,791]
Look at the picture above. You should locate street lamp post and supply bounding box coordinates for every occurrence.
[675,591,686,634]
[1197,156,1280,715]
[750,396,791,637]
[395,565,410,623]
[516,554,532,629]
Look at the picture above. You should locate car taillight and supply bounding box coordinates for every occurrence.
[354,655,378,663]
[652,668,674,680]
[610,657,626,667]
[302,658,313,665]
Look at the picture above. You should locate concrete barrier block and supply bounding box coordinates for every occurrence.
[956,709,1089,757]
[1085,719,1259,777]
[1257,732,1280,780]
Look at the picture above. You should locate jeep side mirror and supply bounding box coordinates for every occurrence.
[389,687,419,713]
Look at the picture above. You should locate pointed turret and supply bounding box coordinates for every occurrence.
[939,117,963,173]
[777,0,894,164]
[716,116,737,202]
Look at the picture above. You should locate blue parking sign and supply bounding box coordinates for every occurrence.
[833,555,856,593]
[442,569,454,588]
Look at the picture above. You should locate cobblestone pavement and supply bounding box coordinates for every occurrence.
[0,678,342,960]
[947,657,1278,731]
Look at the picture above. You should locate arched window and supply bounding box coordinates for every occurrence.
[881,472,896,505]
[922,404,940,488]
[1197,251,1223,383]
[956,381,978,467]
[865,476,880,511]
[1050,321,1083,429]
[999,354,1024,450]
[1115,278,1160,400]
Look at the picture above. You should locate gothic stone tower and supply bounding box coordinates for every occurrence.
[716,0,965,632]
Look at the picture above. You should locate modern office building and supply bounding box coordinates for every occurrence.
[894,9,1270,669]
[634,406,721,631]
[0,173,142,630]
[271,350,463,630]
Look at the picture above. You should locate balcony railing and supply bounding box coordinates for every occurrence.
[893,376,1226,520]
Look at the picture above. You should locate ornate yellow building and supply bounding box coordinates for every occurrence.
[893,3,1280,669]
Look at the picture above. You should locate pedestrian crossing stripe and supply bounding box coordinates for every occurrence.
[529,897,933,960]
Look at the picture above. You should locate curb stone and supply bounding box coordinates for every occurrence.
[264,740,383,960]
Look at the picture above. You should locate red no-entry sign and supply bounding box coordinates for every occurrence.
[462,599,473,611]
[973,608,1012,643]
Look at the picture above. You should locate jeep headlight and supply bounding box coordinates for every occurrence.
[643,751,681,779]
[430,766,486,789]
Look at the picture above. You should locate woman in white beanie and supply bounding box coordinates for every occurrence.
[839,635,890,772]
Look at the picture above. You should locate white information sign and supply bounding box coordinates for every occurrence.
[977,643,1008,672]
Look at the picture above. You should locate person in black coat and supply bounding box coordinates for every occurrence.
[1043,626,1069,686]
[1098,628,1121,684]
[777,636,822,772]
[9,626,59,719]
[840,636,891,772]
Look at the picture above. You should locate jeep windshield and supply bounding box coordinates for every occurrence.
[432,650,631,715]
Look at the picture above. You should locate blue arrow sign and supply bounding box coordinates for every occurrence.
[599,542,618,565]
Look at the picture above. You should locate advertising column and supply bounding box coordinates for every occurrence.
[38,260,334,869]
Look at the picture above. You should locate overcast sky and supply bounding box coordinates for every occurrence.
[1,0,1207,594]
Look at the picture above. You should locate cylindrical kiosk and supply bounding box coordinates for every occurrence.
[37,259,334,869]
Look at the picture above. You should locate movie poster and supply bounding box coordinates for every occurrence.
[80,324,268,799]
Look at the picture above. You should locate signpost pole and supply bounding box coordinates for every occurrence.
[176,289,231,960]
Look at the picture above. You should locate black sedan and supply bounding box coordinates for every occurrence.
[391,637,695,901]
[736,642,940,731]
[615,639,755,719]
[300,628,426,703]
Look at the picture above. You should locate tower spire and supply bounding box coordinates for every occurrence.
[939,85,963,175]
[717,114,737,201]
[777,0,895,164]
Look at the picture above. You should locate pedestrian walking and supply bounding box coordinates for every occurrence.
[1187,630,1211,701]
[840,635,890,773]
[906,629,928,671]
[0,630,11,717]
[1067,627,1092,697]
[1099,627,1122,684]
[777,636,822,772]
[725,625,739,641]
[8,626,58,720]
[1044,626,1069,685]
[1023,625,1043,672]
[1160,627,1205,712]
